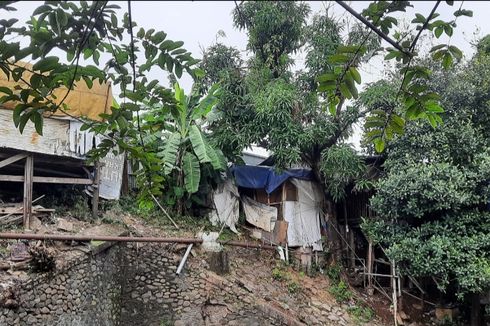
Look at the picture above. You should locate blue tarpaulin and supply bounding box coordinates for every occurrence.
[231,165,314,194]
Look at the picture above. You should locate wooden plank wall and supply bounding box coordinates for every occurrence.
[0,109,97,159]
[0,109,74,158]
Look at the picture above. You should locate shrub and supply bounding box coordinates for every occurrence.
[329,280,353,303]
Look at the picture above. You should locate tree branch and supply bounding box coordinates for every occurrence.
[127,0,146,151]
[335,1,411,56]
[409,0,441,52]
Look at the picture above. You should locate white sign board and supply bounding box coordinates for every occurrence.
[98,152,125,200]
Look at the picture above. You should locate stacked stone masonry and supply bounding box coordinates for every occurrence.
[0,242,296,326]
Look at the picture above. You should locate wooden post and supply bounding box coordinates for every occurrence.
[367,241,374,295]
[92,161,100,218]
[342,201,349,262]
[348,226,355,268]
[23,155,33,229]
[392,260,398,326]
[121,154,129,196]
[470,293,481,326]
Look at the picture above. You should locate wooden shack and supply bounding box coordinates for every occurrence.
[0,62,114,228]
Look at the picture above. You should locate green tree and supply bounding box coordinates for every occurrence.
[0,1,475,217]
[361,49,490,311]
[0,1,206,211]
[196,2,377,254]
[139,82,226,214]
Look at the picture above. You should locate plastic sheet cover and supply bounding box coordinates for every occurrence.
[231,165,313,193]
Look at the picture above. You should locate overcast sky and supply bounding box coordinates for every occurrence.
[6,1,490,151]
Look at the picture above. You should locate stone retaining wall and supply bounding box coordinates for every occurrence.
[0,242,295,326]
[0,244,124,326]
[119,243,285,326]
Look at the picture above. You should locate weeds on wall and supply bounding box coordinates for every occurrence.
[326,264,375,324]
[271,262,303,295]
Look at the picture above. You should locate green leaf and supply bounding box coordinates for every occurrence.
[430,44,446,52]
[160,132,181,175]
[344,77,358,99]
[32,56,59,72]
[434,27,443,38]
[336,45,363,54]
[328,102,336,116]
[384,51,398,60]
[33,5,52,15]
[0,86,13,96]
[93,50,100,65]
[13,104,27,127]
[317,81,336,92]
[427,114,437,128]
[442,52,453,70]
[454,9,473,17]
[339,83,351,99]
[444,25,453,37]
[373,138,385,153]
[18,112,31,134]
[432,49,446,61]
[189,125,211,163]
[426,101,444,113]
[83,76,93,89]
[349,67,361,84]
[316,73,336,83]
[448,45,462,60]
[175,63,183,78]
[110,13,117,27]
[33,112,43,135]
[137,28,145,38]
[183,152,200,194]
[152,31,166,44]
[66,49,75,62]
[328,54,349,64]
[206,144,225,170]
[55,8,67,27]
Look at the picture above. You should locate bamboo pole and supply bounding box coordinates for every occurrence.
[150,193,179,229]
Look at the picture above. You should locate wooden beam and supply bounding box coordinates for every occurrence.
[34,176,93,185]
[0,153,28,169]
[23,155,33,229]
[0,175,93,185]
[0,175,23,182]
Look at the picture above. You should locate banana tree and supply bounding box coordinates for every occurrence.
[154,82,226,214]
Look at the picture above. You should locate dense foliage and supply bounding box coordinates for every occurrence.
[203,3,372,202]
[0,1,475,215]
[362,49,490,298]
[138,83,226,213]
